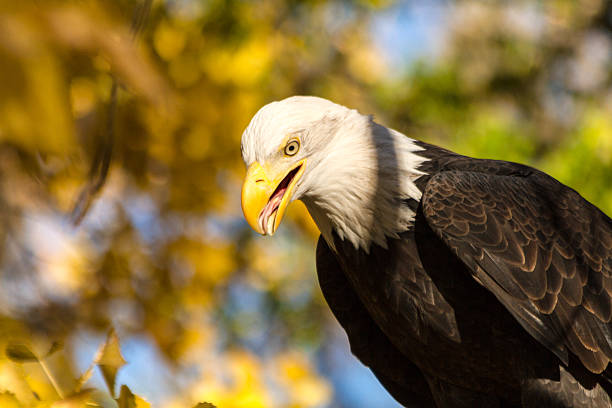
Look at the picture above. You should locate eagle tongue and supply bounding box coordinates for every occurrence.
[259,186,287,233]
[258,164,302,233]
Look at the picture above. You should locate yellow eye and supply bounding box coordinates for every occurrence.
[284,139,300,156]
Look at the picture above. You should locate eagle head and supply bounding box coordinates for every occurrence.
[240,96,427,251]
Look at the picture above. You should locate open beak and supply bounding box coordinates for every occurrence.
[241,160,306,235]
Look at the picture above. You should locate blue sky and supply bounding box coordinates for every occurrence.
[372,1,449,69]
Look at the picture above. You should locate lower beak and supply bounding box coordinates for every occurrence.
[241,160,306,235]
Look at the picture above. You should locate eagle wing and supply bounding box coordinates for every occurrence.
[421,170,612,373]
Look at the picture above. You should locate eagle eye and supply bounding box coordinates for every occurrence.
[284,139,300,156]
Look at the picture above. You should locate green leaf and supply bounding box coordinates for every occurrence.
[5,344,38,363]
[95,329,126,397]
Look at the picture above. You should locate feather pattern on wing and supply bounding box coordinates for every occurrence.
[421,169,612,373]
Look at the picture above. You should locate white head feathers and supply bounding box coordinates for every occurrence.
[241,96,428,252]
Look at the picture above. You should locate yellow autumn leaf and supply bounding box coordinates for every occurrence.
[200,36,273,87]
[95,330,126,397]
[275,351,332,408]
[118,384,151,408]
[153,20,186,61]
[69,77,98,117]
[50,389,94,408]
[0,391,22,408]
[5,344,38,363]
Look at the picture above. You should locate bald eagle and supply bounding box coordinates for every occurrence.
[240,96,612,407]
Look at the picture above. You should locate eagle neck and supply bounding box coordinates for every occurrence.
[300,119,429,253]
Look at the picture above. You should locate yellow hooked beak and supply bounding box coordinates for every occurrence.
[241,160,306,235]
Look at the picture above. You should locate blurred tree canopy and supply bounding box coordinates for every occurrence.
[0,0,610,407]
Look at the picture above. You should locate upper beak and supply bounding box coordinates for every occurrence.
[241,160,306,235]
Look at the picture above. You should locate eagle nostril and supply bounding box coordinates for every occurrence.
[255,179,264,183]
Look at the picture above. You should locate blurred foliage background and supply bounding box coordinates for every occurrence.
[0,0,611,407]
